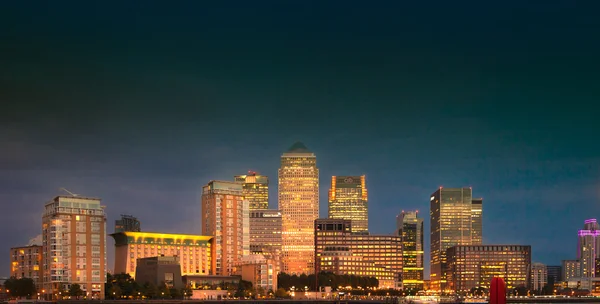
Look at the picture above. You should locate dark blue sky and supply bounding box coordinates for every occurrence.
[1,1,600,277]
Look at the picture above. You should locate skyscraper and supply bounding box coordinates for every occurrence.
[578,219,600,277]
[42,195,107,299]
[397,211,424,290]
[328,175,368,233]
[278,142,319,274]
[471,198,483,244]
[430,187,474,291]
[202,180,249,276]
[234,172,269,210]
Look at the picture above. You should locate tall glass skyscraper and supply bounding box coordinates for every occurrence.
[397,211,424,290]
[328,175,368,234]
[234,172,269,210]
[430,187,474,292]
[278,142,319,274]
[578,219,600,277]
[471,198,483,244]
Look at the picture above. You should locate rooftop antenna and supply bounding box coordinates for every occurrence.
[59,188,79,197]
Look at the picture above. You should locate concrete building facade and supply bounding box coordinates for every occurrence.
[41,195,107,299]
[202,180,249,276]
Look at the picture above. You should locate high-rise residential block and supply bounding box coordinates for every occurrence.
[278,142,319,275]
[562,259,581,281]
[114,215,141,233]
[10,244,42,290]
[430,187,474,291]
[531,262,547,291]
[397,211,424,290]
[471,198,483,244]
[578,219,600,277]
[446,245,531,292]
[328,175,368,234]
[202,180,249,276]
[42,195,107,299]
[234,172,269,210]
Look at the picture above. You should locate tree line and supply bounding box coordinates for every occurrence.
[3,277,86,299]
[105,273,192,299]
[278,272,379,291]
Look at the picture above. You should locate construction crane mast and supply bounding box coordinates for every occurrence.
[59,188,79,197]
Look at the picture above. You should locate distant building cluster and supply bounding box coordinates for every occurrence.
[20,141,600,299]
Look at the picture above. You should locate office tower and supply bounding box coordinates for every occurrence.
[446,245,531,292]
[317,247,396,288]
[328,175,368,234]
[278,142,319,274]
[530,263,547,291]
[578,219,600,277]
[111,232,213,277]
[10,244,42,290]
[546,265,562,285]
[114,215,141,233]
[315,219,402,289]
[397,211,424,290]
[430,187,474,291]
[42,195,107,299]
[562,259,580,281]
[202,180,249,276]
[249,209,282,257]
[471,198,483,244]
[234,172,269,210]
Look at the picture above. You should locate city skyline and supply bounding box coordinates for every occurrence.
[2,1,600,279]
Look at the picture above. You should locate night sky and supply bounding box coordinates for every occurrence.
[1,1,600,277]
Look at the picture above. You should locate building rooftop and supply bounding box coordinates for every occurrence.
[286,141,311,153]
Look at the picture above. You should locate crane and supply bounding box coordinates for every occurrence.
[59,188,79,197]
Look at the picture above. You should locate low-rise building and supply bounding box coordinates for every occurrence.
[10,245,42,290]
[317,247,396,288]
[111,232,213,278]
[135,256,183,289]
[446,245,531,292]
[237,255,278,292]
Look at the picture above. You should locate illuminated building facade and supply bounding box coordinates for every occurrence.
[430,187,474,291]
[578,219,600,277]
[562,259,581,281]
[10,245,42,290]
[328,175,368,234]
[278,142,319,274]
[397,211,424,290]
[530,263,547,291]
[234,172,269,210]
[317,247,396,288]
[249,209,282,258]
[202,180,249,276]
[471,198,483,244]
[42,196,107,299]
[111,231,213,278]
[315,219,402,288]
[115,215,141,233]
[446,245,531,292]
[237,255,278,292]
